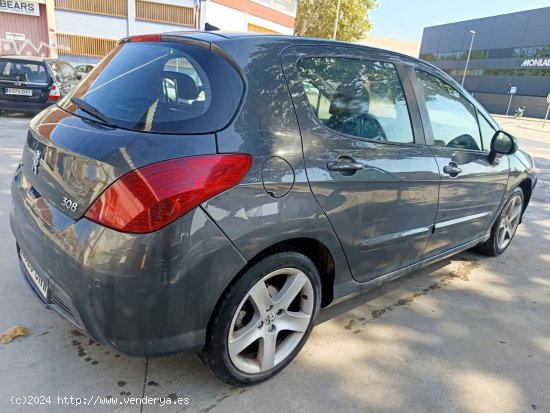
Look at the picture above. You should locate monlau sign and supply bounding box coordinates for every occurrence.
[0,1,39,16]
[520,58,550,67]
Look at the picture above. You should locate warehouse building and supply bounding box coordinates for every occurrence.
[1,0,295,65]
[420,7,550,118]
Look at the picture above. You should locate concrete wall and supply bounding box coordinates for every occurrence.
[54,10,128,40]
[19,0,294,66]
[358,36,420,58]
[133,20,196,34]
[202,1,293,34]
[159,0,195,6]
[474,93,549,118]
[59,54,101,66]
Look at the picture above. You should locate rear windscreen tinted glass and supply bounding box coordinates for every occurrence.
[59,41,244,134]
[50,61,79,82]
[0,60,48,84]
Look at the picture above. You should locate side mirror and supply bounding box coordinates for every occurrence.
[489,131,518,163]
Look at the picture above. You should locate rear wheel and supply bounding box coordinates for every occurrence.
[203,251,321,385]
[477,188,524,256]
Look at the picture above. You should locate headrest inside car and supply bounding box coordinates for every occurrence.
[163,72,199,100]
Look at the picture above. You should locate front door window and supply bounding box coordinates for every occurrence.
[415,70,482,151]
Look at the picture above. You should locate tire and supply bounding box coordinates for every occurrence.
[477,187,524,256]
[203,251,321,386]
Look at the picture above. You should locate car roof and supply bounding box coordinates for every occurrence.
[0,55,77,66]
[160,31,458,84]
[0,55,53,62]
[162,31,427,67]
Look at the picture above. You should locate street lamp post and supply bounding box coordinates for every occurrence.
[332,0,341,40]
[461,30,476,87]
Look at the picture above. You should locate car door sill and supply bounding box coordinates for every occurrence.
[322,234,490,315]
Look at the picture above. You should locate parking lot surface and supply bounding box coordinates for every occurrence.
[0,114,549,413]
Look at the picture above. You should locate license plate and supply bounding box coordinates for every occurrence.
[5,88,33,96]
[20,251,48,299]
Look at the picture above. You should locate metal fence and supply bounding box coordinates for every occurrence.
[56,33,117,58]
[135,1,195,26]
[55,0,128,17]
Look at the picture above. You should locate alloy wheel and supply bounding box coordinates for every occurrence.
[496,194,523,250]
[227,267,314,374]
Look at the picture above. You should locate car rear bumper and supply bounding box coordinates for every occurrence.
[10,168,247,356]
[17,249,88,331]
[0,99,54,114]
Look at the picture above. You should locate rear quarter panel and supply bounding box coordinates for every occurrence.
[201,38,355,301]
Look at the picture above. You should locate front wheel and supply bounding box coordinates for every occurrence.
[203,251,321,385]
[477,188,524,256]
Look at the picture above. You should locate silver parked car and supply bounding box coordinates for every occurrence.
[74,64,95,76]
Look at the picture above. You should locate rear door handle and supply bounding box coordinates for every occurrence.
[327,160,365,172]
[443,162,462,177]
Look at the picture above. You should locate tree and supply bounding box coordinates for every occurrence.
[294,0,377,42]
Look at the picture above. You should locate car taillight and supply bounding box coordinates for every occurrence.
[48,83,60,101]
[84,154,253,233]
[119,34,161,44]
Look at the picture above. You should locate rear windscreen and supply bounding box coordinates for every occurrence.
[50,61,79,82]
[0,60,48,84]
[58,41,244,134]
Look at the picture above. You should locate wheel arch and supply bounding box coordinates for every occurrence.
[208,237,336,328]
[204,237,337,354]
[259,238,336,308]
[518,178,533,213]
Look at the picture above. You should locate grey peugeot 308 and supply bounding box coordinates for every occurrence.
[10,32,537,385]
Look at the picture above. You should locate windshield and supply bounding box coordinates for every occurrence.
[59,42,244,134]
[0,60,48,84]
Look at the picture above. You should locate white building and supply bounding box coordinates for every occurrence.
[358,36,420,58]
[1,0,296,64]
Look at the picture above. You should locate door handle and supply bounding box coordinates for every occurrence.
[327,160,365,172]
[443,162,462,177]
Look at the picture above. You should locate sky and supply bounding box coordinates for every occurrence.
[368,0,550,42]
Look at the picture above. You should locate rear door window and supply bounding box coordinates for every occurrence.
[296,57,414,144]
[0,60,48,84]
[59,41,244,134]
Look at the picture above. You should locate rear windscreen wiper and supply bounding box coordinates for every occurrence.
[70,96,116,127]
